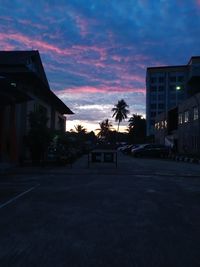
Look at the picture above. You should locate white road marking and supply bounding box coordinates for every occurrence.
[0,184,40,209]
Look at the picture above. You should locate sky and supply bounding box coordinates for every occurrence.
[1,0,200,132]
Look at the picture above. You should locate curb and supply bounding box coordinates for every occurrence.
[168,155,200,164]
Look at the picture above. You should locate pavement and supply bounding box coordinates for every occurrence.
[0,153,200,267]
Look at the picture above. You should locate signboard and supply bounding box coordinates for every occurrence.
[88,150,117,168]
[91,152,102,162]
[104,152,114,162]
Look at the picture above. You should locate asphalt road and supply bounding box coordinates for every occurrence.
[0,153,200,267]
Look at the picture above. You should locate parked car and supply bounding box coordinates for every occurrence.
[131,144,170,158]
[122,144,135,154]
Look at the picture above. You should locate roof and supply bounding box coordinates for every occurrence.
[49,90,74,114]
[0,50,49,88]
[147,65,187,71]
[147,56,200,72]
[0,50,74,115]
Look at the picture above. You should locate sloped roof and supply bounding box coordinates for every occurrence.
[0,50,74,115]
[0,50,49,87]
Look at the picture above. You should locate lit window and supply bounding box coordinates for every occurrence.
[164,120,167,128]
[184,111,189,123]
[193,107,199,120]
[178,113,183,124]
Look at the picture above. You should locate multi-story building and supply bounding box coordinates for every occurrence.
[146,56,200,137]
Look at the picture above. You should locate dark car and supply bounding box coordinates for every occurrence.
[131,144,170,158]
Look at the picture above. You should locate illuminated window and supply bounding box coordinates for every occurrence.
[178,113,183,124]
[184,110,189,123]
[164,120,167,128]
[193,107,199,120]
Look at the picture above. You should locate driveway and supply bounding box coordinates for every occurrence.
[0,153,200,267]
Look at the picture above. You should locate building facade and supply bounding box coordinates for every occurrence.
[177,92,200,155]
[146,56,200,137]
[0,50,73,165]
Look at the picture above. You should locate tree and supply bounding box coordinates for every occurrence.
[128,114,146,144]
[112,99,129,132]
[74,124,87,134]
[96,119,113,140]
[26,108,51,164]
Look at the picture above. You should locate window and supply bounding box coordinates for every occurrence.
[150,94,157,101]
[158,103,165,109]
[158,94,164,101]
[150,86,157,92]
[177,76,184,82]
[169,76,176,83]
[178,113,183,124]
[193,107,199,120]
[159,77,164,83]
[151,111,156,117]
[184,110,189,123]
[158,86,164,91]
[150,77,157,83]
[150,119,155,126]
[150,104,156,109]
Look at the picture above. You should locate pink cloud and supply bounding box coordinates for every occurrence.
[54,85,145,95]
[196,0,200,6]
[0,32,73,55]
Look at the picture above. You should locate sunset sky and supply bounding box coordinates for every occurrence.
[1,0,200,132]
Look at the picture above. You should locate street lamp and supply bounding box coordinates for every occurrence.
[176,85,181,91]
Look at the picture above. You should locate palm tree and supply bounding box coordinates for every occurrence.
[74,124,87,134]
[128,114,146,143]
[96,119,113,140]
[112,99,129,132]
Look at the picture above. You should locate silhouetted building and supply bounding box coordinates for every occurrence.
[0,50,73,165]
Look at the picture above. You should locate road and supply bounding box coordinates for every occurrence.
[0,153,200,267]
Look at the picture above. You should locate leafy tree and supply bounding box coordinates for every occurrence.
[128,114,146,144]
[112,99,129,132]
[26,108,51,164]
[96,119,113,140]
[74,124,87,134]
